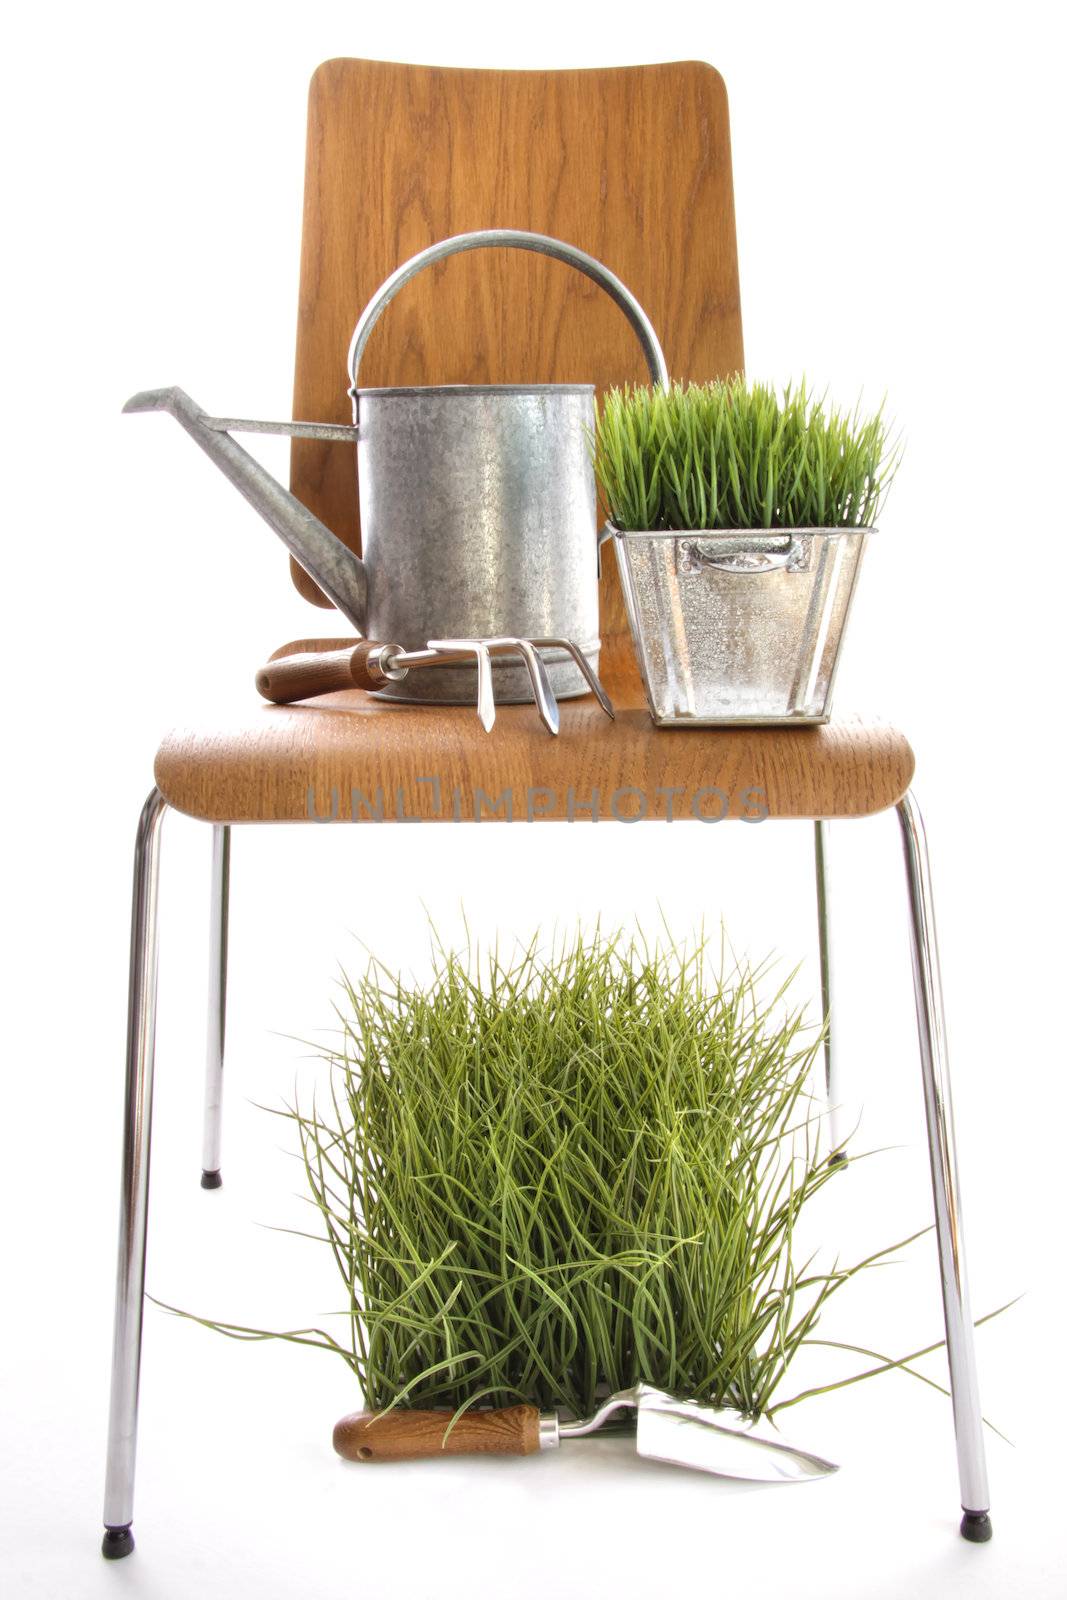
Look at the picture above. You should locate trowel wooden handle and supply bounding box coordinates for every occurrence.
[333,1405,542,1462]
[256,643,386,703]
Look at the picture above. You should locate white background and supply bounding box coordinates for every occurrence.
[2,2,1065,1596]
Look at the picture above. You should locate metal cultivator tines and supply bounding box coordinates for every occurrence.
[255,636,614,735]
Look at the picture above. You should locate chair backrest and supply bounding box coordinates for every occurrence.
[289,58,743,645]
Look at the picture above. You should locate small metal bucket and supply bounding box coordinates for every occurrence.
[610,526,871,725]
[347,231,668,704]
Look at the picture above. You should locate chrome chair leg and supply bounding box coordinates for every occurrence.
[102,788,168,1560]
[897,790,991,1543]
[813,820,846,1160]
[200,824,231,1189]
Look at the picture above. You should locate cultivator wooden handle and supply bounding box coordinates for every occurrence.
[333,1405,543,1462]
[256,643,387,703]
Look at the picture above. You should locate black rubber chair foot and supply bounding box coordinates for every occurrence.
[102,1526,135,1560]
[201,1168,222,1189]
[828,1150,848,1169]
[961,1510,993,1543]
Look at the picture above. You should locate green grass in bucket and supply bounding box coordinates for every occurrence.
[594,378,900,533]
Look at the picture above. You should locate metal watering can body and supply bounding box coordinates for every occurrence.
[355,381,598,703]
[125,230,668,704]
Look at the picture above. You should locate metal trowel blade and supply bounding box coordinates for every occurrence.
[633,1385,838,1483]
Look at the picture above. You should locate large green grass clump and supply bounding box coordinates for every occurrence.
[263,933,893,1419]
[595,378,898,532]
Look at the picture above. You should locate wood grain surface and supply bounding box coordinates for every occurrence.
[332,1406,542,1462]
[287,59,744,643]
[154,636,914,823]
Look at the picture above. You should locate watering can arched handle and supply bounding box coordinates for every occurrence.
[346,229,670,402]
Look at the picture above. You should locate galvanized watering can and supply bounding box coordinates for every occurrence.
[125,229,668,705]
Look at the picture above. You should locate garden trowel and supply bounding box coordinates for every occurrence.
[333,1382,837,1483]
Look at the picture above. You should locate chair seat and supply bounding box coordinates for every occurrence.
[153,639,914,824]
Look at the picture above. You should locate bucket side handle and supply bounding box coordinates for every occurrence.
[346,229,669,408]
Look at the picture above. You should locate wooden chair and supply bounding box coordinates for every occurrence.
[101,59,992,1558]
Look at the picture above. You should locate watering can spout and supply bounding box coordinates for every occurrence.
[122,385,368,629]
[123,387,182,415]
